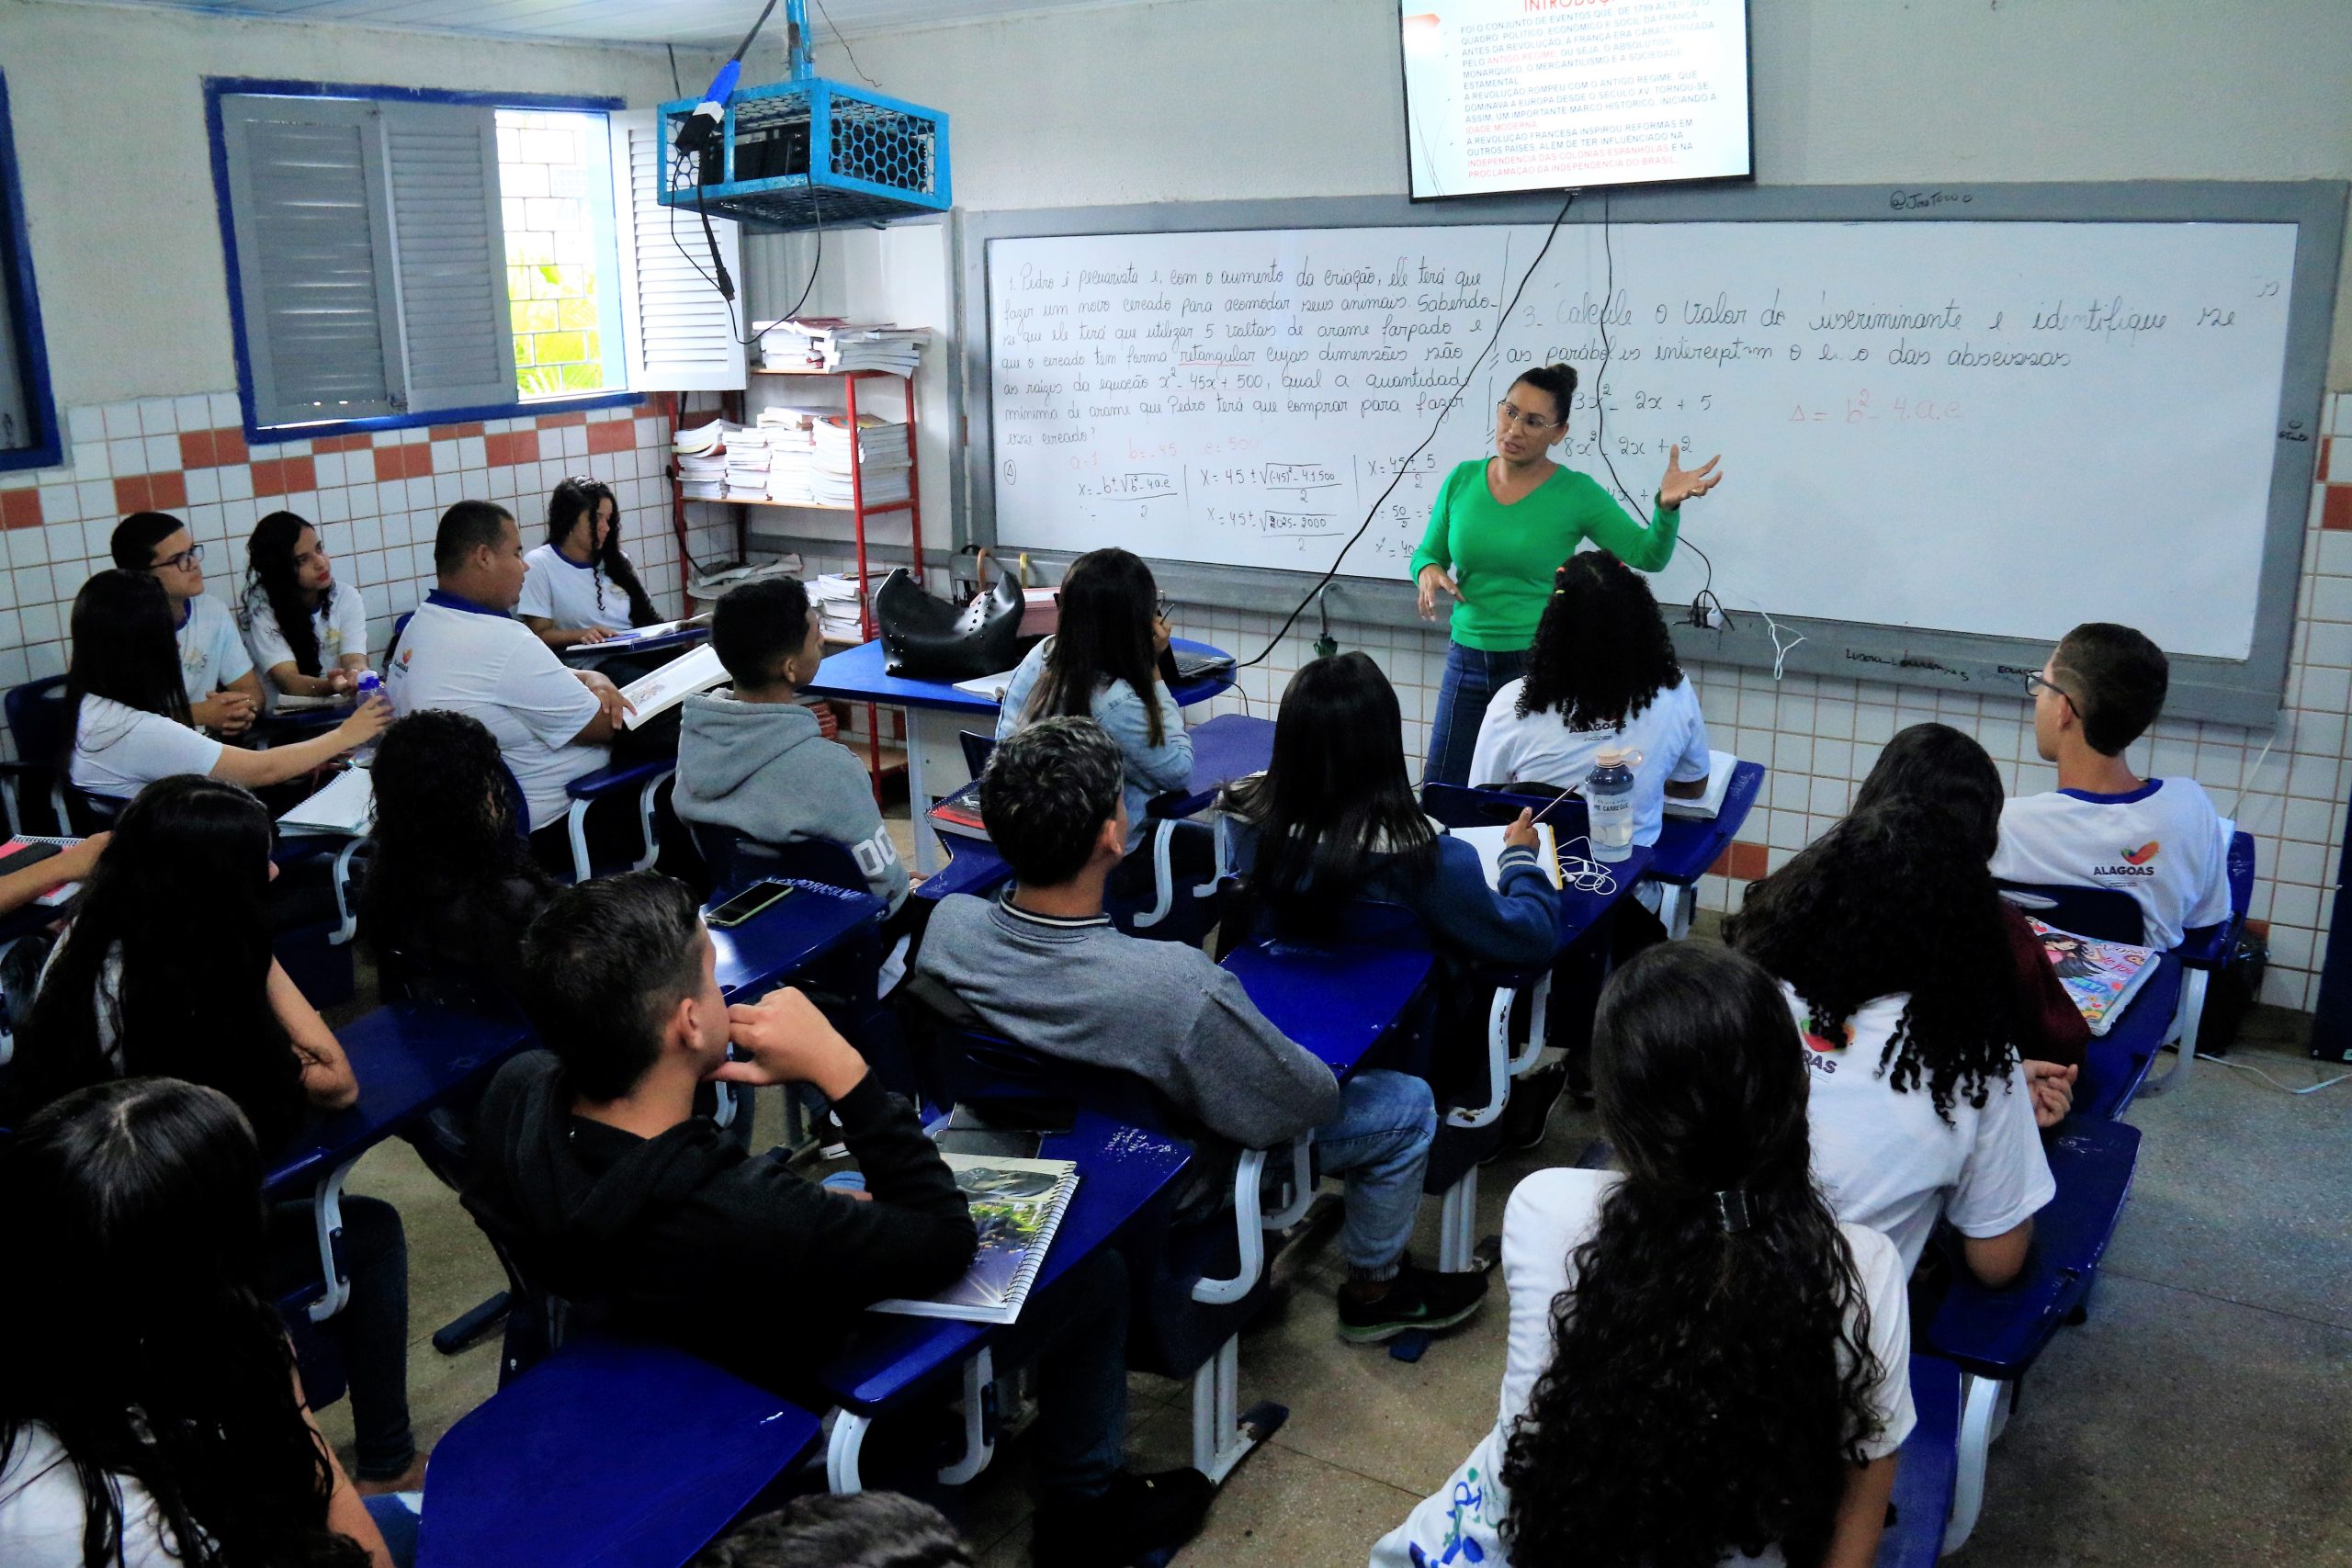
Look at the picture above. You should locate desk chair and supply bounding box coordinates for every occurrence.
[924,1021,1306,1485]
[2,675,71,836]
[687,820,868,899]
[1925,1116,2142,1551]
[415,1336,823,1568]
[1875,1355,1962,1568]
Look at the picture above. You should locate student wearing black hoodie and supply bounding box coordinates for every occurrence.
[464,872,1213,1568]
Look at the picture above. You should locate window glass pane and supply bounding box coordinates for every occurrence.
[496,108,620,400]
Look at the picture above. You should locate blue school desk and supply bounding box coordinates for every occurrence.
[415,1335,822,1568]
[1221,940,1438,1081]
[709,878,888,1002]
[911,838,1014,905]
[266,1004,533,1322]
[813,1108,1196,1492]
[798,637,1236,875]
[560,621,712,666]
[1148,712,1277,820]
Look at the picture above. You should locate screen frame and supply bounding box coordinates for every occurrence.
[1396,0,1758,203]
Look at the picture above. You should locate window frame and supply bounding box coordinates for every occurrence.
[0,68,64,474]
[203,76,638,446]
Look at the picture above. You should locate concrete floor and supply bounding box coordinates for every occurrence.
[317,882,2352,1566]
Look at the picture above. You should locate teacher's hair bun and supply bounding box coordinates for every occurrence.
[1514,361,1578,411]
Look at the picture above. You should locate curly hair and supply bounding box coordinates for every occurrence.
[1851,722,2004,863]
[1499,942,1882,1568]
[1727,797,2018,1121]
[1515,552,1683,730]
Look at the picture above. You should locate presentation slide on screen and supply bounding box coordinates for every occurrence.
[1402,0,1752,197]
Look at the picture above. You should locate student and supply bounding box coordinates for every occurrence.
[517,476,661,650]
[1221,652,1559,1120]
[997,547,1190,854]
[1729,800,2055,1285]
[382,501,633,840]
[0,833,107,920]
[243,511,371,706]
[1853,722,2087,1122]
[63,570,388,805]
[675,576,909,914]
[910,716,1487,1343]
[1990,622,2232,951]
[359,709,554,998]
[0,1078,397,1568]
[687,1494,970,1568]
[112,511,262,736]
[1371,942,1912,1568]
[1467,552,1713,849]
[465,872,1213,1568]
[4,776,421,1493]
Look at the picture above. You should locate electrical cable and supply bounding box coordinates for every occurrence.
[2211,1055,2352,1096]
[669,148,824,351]
[812,0,882,87]
[1236,187,1579,670]
[1589,186,1726,631]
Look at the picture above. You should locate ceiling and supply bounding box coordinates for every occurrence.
[31,0,1151,47]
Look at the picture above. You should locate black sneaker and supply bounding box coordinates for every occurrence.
[1495,1062,1568,1155]
[1031,1466,1216,1568]
[1338,1264,1489,1345]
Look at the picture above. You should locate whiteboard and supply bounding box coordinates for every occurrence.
[982,218,2298,661]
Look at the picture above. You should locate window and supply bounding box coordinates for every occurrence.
[207,83,745,440]
[0,69,62,473]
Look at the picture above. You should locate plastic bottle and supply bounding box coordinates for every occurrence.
[349,670,383,761]
[1587,747,1640,863]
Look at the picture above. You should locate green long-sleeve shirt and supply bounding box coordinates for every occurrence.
[1408,459,1681,650]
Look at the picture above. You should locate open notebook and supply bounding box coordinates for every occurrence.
[871,1154,1080,1324]
[616,643,730,729]
[1449,822,1565,891]
[2030,917,2161,1037]
[1662,750,1742,819]
[276,767,375,836]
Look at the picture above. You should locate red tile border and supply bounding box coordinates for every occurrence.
[313,434,370,454]
[585,419,637,456]
[487,430,540,467]
[373,446,435,483]
[148,471,187,511]
[2324,484,2352,533]
[280,456,316,494]
[252,457,283,496]
[1707,840,1769,881]
[178,430,215,469]
[213,428,248,467]
[535,412,589,429]
[1,488,41,529]
[428,422,485,441]
[114,475,151,513]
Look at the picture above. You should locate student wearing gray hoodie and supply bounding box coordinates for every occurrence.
[675,577,909,912]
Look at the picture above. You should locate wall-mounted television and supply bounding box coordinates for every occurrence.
[1400,0,1753,198]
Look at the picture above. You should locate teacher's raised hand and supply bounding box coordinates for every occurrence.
[1416,563,1462,621]
[1658,446,1724,509]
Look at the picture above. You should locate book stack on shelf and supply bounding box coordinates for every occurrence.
[754,318,932,376]
[812,572,872,643]
[674,420,730,501]
[812,414,912,507]
[756,406,822,505]
[723,424,773,501]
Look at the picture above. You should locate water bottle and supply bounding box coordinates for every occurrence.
[350,670,384,761]
[1587,747,1640,863]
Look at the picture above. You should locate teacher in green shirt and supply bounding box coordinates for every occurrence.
[1410,362,1723,786]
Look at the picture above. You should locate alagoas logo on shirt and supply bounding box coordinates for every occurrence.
[2092,840,2160,878]
[1801,1015,1852,1075]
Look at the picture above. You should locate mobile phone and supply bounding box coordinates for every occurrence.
[706,879,796,928]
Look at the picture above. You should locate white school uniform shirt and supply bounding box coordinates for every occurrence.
[1989,781,2232,951]
[0,1424,193,1568]
[1785,984,2055,1276]
[517,542,637,634]
[70,696,223,801]
[385,590,605,832]
[241,584,371,704]
[1370,1168,1914,1568]
[1468,675,1711,849]
[175,593,253,705]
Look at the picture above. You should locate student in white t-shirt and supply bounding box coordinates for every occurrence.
[516,476,662,650]
[1732,798,2055,1284]
[1469,551,1712,848]
[385,500,634,836]
[111,512,262,738]
[63,570,388,805]
[0,1078,395,1567]
[1990,622,2232,951]
[1373,942,1913,1568]
[240,510,371,707]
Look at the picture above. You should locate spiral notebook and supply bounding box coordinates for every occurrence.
[870,1154,1080,1324]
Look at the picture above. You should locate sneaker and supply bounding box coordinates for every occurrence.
[1031,1466,1216,1568]
[1495,1062,1568,1155]
[1338,1264,1489,1345]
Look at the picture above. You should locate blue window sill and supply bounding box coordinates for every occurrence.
[247,390,644,446]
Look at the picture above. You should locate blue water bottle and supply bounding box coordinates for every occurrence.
[350,670,384,761]
[1587,747,1640,863]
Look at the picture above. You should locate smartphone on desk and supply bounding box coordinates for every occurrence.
[707,879,797,929]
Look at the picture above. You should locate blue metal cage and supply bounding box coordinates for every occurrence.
[657,77,950,232]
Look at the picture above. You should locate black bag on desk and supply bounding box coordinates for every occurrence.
[874,562,1029,682]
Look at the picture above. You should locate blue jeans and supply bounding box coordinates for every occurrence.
[1424,642,1527,788]
[1314,1070,1437,1281]
[993,1246,1130,1499]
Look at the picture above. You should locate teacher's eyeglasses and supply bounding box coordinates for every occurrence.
[1495,400,1563,432]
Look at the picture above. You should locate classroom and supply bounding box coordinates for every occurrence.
[0,1,2346,1564]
